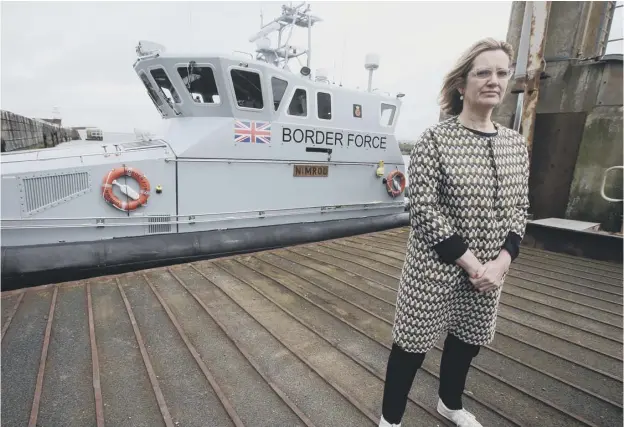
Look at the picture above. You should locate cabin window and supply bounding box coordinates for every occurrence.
[288,88,308,117]
[231,69,264,109]
[317,92,332,120]
[271,77,288,111]
[380,103,396,126]
[150,68,181,107]
[178,65,220,104]
[139,71,165,115]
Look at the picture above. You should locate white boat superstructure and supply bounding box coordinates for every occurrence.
[0,2,409,288]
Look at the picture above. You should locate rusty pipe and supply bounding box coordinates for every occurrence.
[521,1,551,164]
[512,2,534,132]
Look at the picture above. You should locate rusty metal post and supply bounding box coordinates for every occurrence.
[521,1,552,164]
[512,2,533,132]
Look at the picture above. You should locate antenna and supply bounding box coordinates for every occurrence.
[340,33,346,87]
[249,2,321,71]
[306,3,312,73]
[365,53,380,92]
[188,3,192,53]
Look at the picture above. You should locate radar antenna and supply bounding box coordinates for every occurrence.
[250,2,322,76]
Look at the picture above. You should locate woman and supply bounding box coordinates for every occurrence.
[379,38,529,427]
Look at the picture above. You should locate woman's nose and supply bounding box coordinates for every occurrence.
[486,75,500,86]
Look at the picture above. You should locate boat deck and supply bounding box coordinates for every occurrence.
[1,227,622,427]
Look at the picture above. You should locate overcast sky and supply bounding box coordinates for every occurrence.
[2,1,516,139]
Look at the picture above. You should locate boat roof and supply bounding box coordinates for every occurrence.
[1,227,621,427]
[135,52,402,102]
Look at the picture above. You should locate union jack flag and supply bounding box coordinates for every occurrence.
[234,120,271,144]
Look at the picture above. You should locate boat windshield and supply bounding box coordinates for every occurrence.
[178,65,221,104]
[139,71,166,116]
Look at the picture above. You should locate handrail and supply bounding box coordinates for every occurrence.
[600,165,623,202]
[0,201,404,230]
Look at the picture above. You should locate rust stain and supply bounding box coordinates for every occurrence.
[87,283,105,427]
[1,291,24,342]
[204,263,384,425]
[180,265,318,427]
[2,279,89,299]
[142,273,245,427]
[521,1,551,164]
[28,286,58,427]
[116,278,175,427]
[2,283,53,299]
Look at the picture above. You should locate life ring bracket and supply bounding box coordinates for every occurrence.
[101,166,151,212]
[385,170,406,198]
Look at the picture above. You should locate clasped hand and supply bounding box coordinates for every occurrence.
[469,260,507,293]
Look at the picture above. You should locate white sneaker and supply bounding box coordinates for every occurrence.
[437,398,483,427]
[379,414,401,427]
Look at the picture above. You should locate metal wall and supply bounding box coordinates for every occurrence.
[529,112,587,219]
[493,1,623,231]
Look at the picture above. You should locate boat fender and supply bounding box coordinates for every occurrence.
[383,170,406,198]
[102,166,151,211]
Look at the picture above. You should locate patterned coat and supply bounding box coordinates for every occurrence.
[393,116,529,353]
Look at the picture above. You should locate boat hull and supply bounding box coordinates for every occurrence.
[1,212,409,291]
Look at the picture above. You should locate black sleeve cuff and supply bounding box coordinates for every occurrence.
[502,231,522,262]
[433,233,469,264]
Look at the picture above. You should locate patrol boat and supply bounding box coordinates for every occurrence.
[0,2,408,289]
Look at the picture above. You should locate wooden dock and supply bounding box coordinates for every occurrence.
[1,227,622,427]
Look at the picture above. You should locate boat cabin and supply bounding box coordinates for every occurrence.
[134,54,401,132]
[133,53,404,163]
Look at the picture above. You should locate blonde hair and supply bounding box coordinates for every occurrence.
[439,38,514,116]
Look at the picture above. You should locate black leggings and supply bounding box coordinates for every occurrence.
[381,334,480,424]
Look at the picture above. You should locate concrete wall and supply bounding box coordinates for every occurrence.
[1,110,79,152]
[566,101,623,232]
[492,1,623,231]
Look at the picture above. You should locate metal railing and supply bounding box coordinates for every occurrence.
[600,165,623,233]
[600,165,623,203]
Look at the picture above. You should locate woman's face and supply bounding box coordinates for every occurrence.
[461,49,512,112]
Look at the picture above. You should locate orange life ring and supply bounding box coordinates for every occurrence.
[101,166,150,211]
[385,170,406,198]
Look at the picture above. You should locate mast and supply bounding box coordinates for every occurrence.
[307,6,312,71]
[249,2,322,73]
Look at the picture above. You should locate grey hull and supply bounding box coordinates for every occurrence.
[1,213,410,291]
